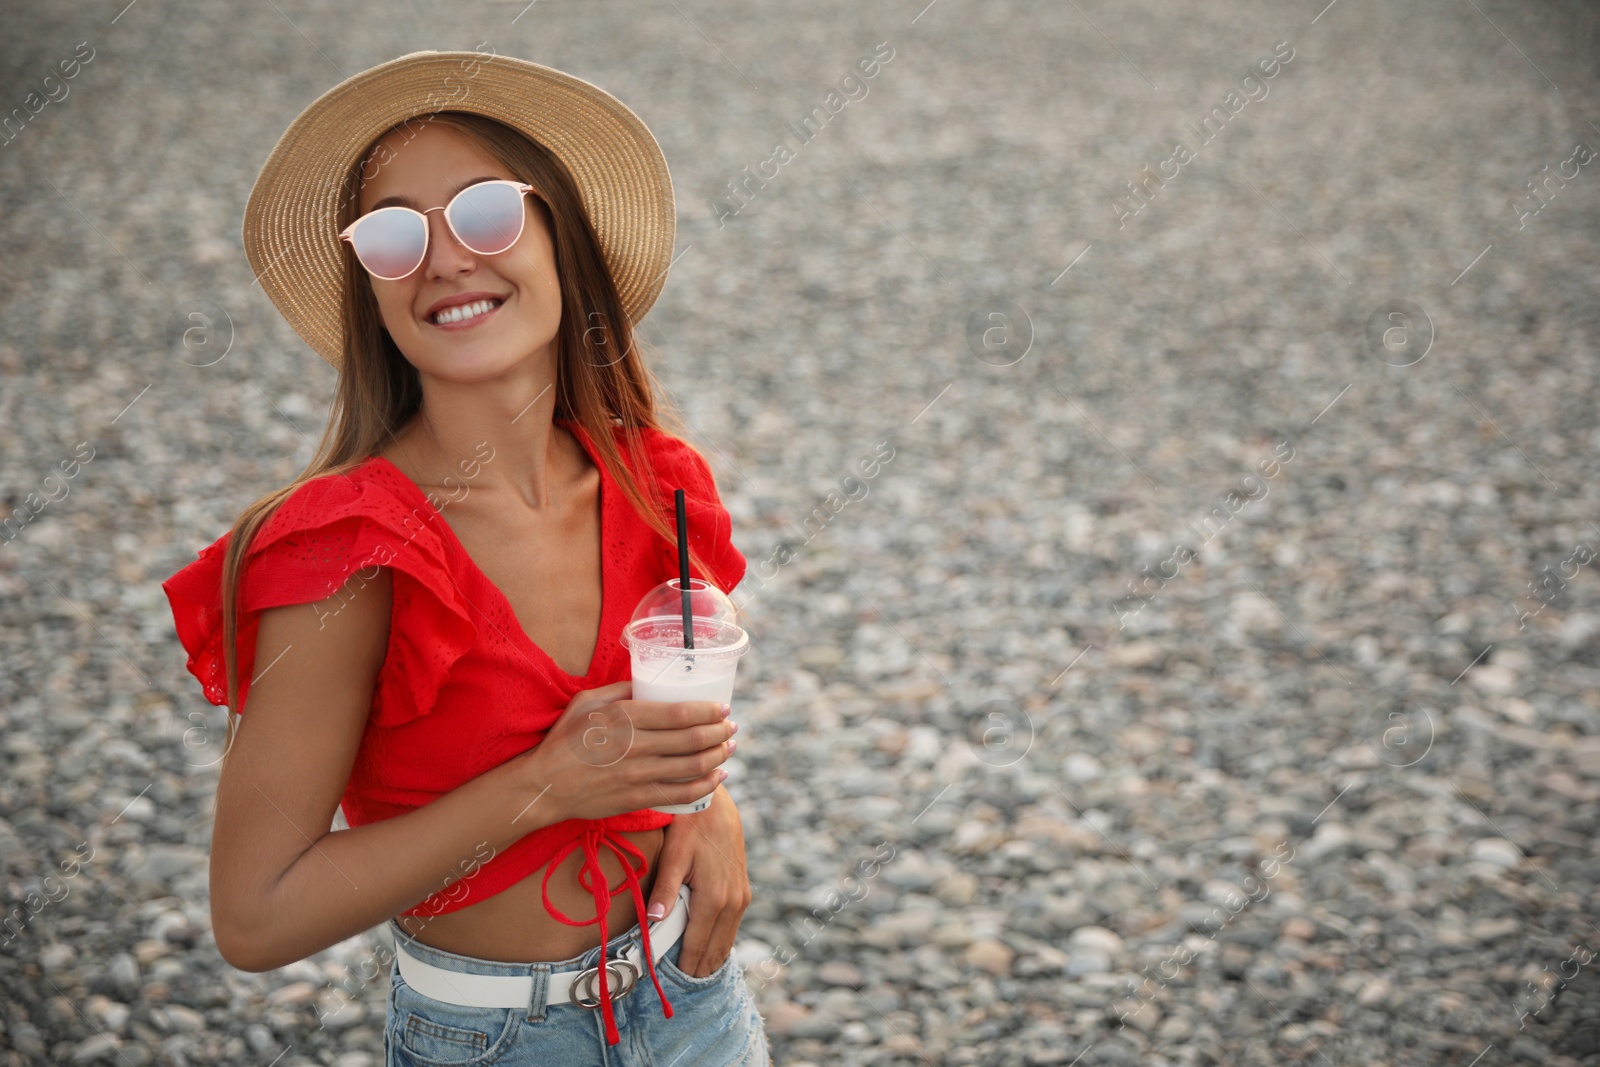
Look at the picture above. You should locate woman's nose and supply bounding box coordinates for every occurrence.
[423,208,476,277]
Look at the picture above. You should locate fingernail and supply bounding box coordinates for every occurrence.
[727,738,738,753]
[729,720,739,735]
[720,703,731,718]
[717,769,729,782]
[647,903,665,920]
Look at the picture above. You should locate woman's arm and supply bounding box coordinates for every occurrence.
[208,567,565,972]
[642,783,752,977]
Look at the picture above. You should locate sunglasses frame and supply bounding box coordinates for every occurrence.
[339,179,543,281]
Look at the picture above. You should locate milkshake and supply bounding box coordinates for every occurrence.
[622,578,750,814]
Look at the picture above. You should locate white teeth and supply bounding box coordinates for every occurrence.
[432,299,499,325]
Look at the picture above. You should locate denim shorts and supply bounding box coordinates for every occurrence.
[383,889,772,1067]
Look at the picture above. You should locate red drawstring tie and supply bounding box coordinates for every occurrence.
[541,824,673,1046]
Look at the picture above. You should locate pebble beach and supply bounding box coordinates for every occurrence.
[2,1,1599,1065]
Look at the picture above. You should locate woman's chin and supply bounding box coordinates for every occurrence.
[411,346,543,385]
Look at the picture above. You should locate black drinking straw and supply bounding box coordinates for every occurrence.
[674,489,694,650]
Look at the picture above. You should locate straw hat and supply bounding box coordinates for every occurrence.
[241,50,675,370]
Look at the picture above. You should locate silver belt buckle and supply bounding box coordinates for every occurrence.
[572,957,640,1009]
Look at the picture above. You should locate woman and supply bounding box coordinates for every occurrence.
[162,51,771,1064]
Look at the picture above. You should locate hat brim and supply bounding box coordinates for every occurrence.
[242,50,675,370]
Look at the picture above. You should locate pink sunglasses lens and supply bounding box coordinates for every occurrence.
[449,182,526,255]
[350,209,427,279]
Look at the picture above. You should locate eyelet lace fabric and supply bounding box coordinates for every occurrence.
[162,419,746,1045]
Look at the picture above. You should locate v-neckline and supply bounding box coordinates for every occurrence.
[368,417,611,683]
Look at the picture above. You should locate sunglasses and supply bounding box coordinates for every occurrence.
[339,179,542,281]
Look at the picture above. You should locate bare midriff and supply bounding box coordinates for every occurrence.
[394,827,665,961]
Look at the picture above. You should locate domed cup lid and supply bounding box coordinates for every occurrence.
[621,578,748,655]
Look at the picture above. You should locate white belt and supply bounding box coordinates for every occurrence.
[394,883,691,1011]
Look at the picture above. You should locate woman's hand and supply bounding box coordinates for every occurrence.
[643,784,751,977]
[510,681,735,825]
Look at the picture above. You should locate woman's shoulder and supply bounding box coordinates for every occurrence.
[608,422,718,491]
[597,420,746,590]
[265,456,398,524]
[161,457,476,716]
[164,457,449,602]
[255,457,448,552]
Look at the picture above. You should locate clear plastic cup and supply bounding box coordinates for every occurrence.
[621,578,750,814]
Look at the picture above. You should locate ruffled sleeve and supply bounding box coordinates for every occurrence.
[160,468,477,727]
[640,429,747,595]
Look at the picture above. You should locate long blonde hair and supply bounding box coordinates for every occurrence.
[215,111,719,759]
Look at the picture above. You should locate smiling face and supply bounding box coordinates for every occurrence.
[354,121,562,383]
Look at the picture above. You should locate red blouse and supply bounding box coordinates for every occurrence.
[161,417,746,1044]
